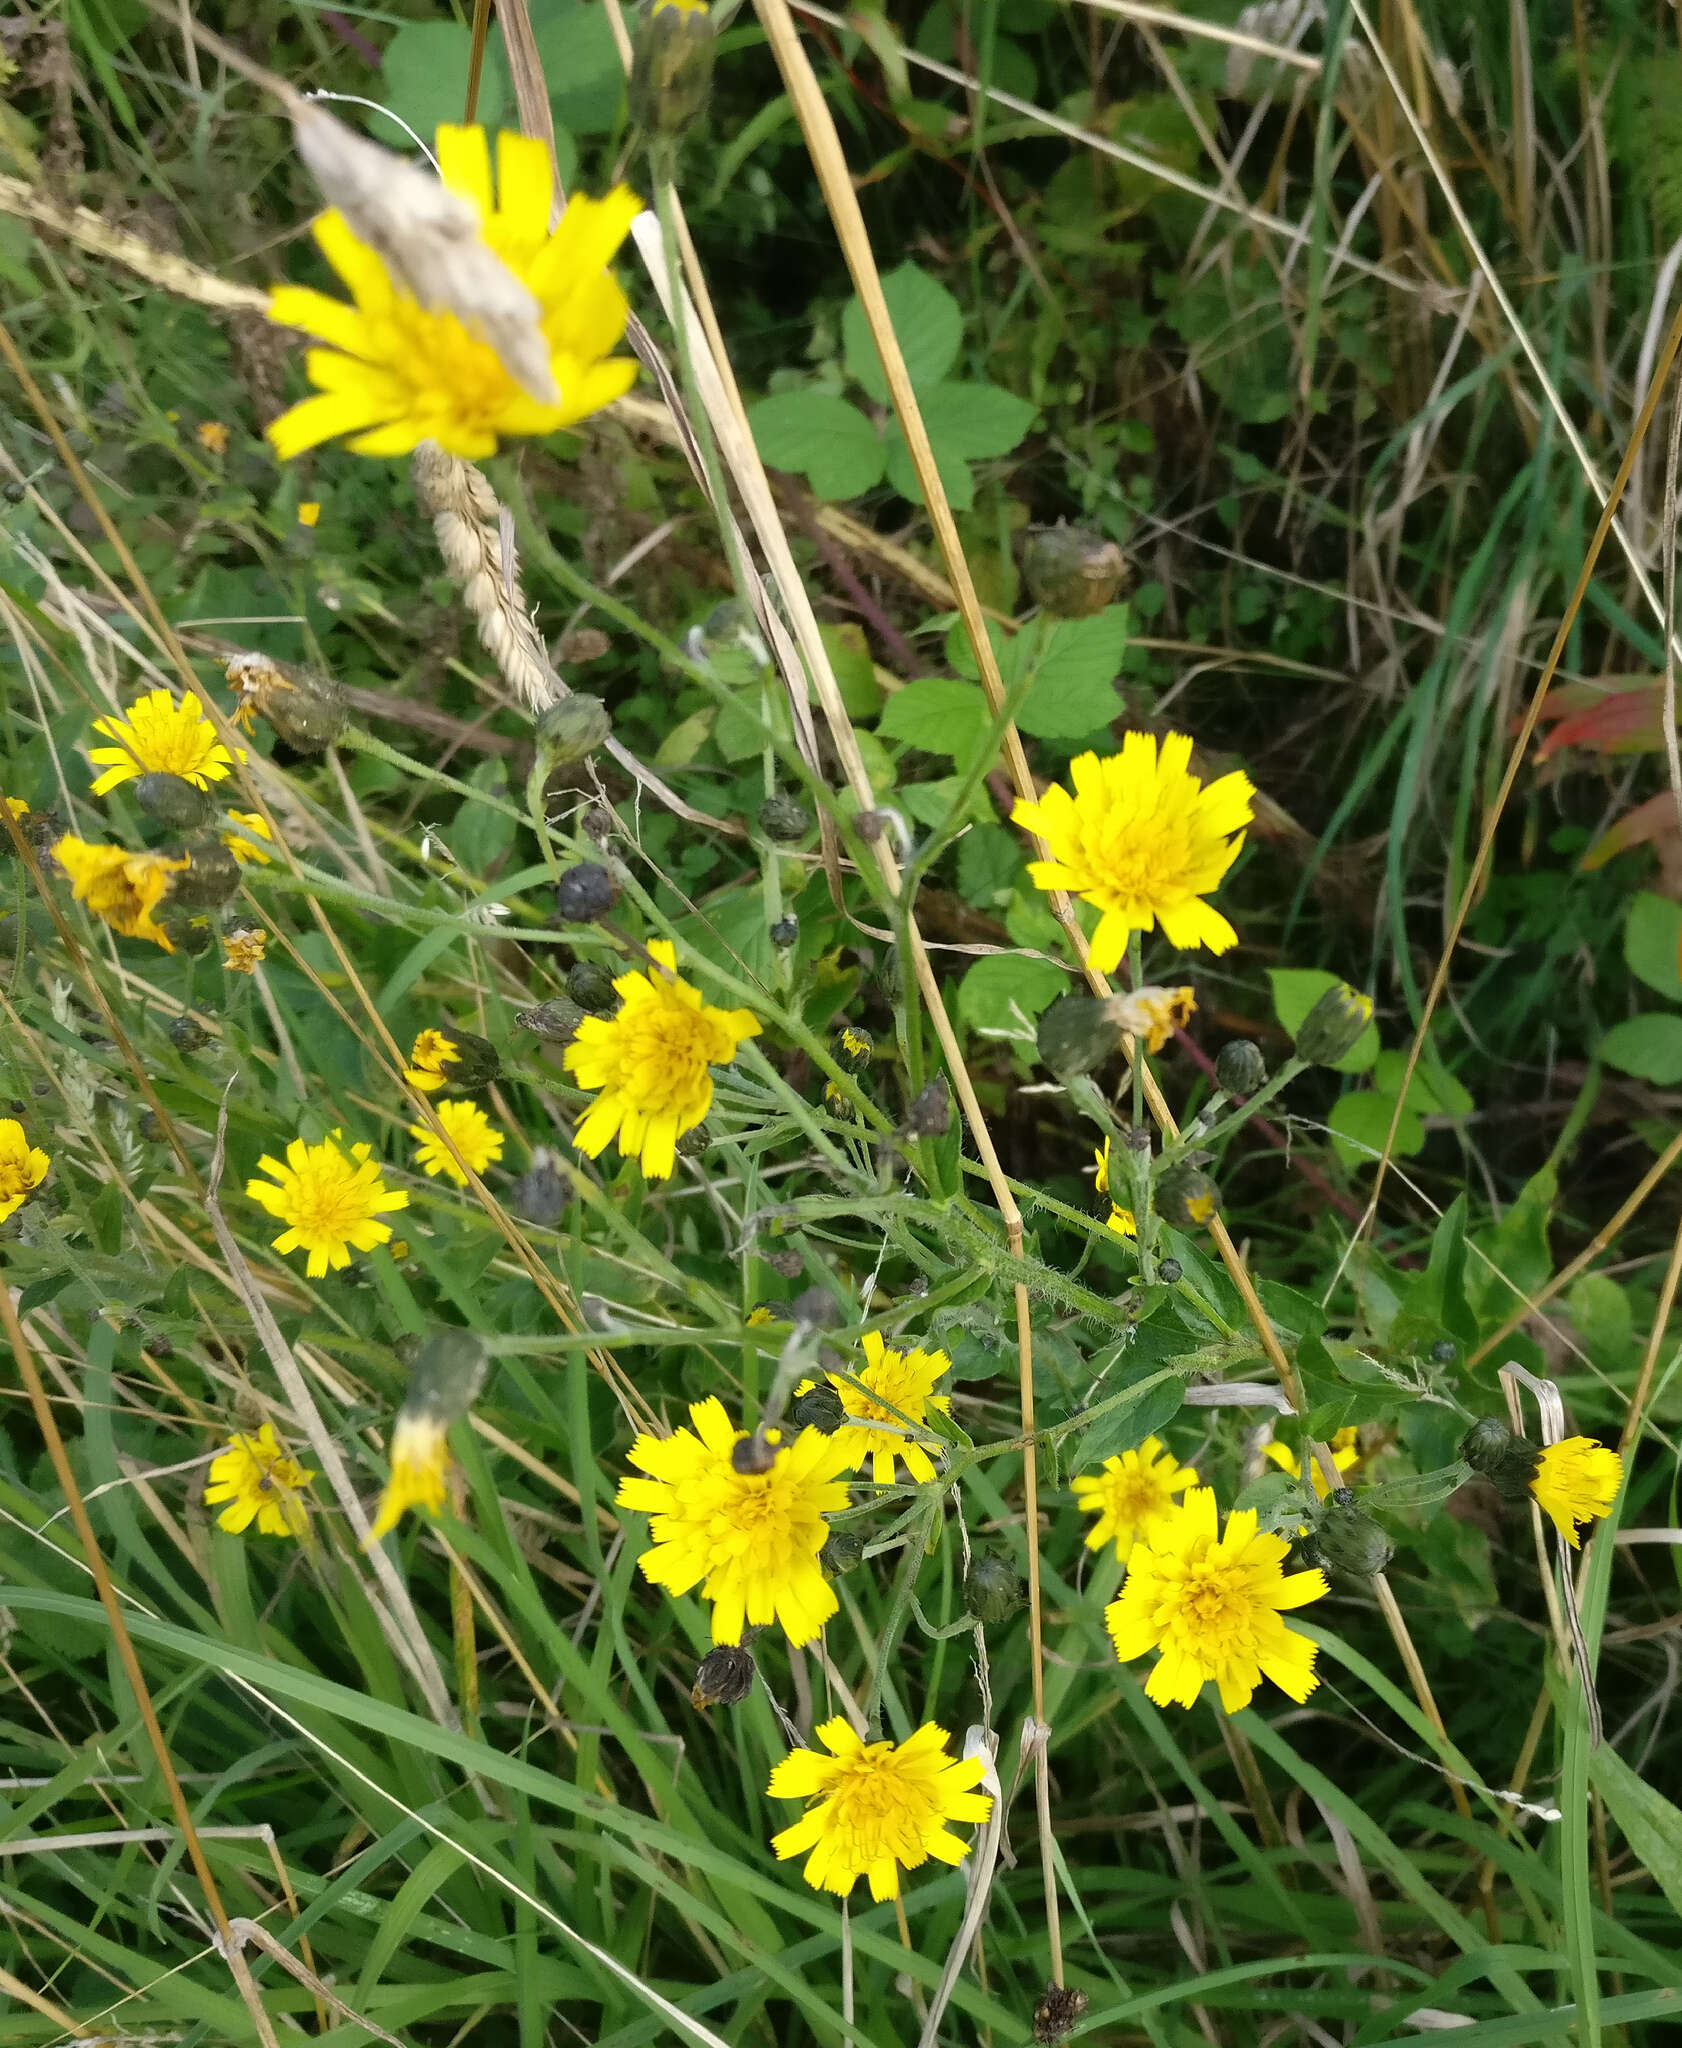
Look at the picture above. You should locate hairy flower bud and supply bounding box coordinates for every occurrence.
[515,996,585,1043]
[1156,1163,1220,1229]
[133,772,214,829]
[226,652,346,752]
[731,1427,781,1476]
[169,837,241,910]
[168,1013,211,1053]
[630,0,716,139]
[1214,1039,1266,1096]
[1023,524,1128,619]
[1033,1984,1091,2044]
[534,694,612,769]
[759,793,812,844]
[1313,1489,1394,1579]
[832,1025,874,1074]
[509,1149,571,1227]
[555,862,618,923]
[1459,1417,1539,1503]
[793,1382,845,1434]
[690,1641,755,1709]
[770,913,799,948]
[821,1529,865,1576]
[1294,982,1374,1066]
[963,1554,1024,1624]
[436,1028,500,1091]
[1037,995,1114,1080]
[405,1326,491,1425]
[566,960,619,1015]
[902,1077,950,1137]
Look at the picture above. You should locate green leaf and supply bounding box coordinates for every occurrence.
[747,391,885,501]
[820,622,882,719]
[842,263,964,403]
[370,22,509,146]
[1590,1712,1682,1923]
[1625,890,1682,1001]
[956,824,1024,907]
[957,953,1066,1036]
[1393,1196,1478,1351]
[877,678,991,759]
[1567,1273,1636,1370]
[653,707,713,766]
[1074,1364,1187,1468]
[1015,606,1130,739]
[883,423,975,509]
[1328,1089,1423,1167]
[1600,1012,1682,1084]
[532,0,625,135]
[899,775,991,829]
[1267,967,1379,1072]
[1371,1047,1474,1118]
[1469,1165,1557,1334]
[913,380,1038,460]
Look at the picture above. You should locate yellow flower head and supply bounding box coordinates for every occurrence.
[564,939,760,1179]
[266,126,640,461]
[0,1118,50,1223]
[366,1409,452,1543]
[1093,1140,1137,1239]
[223,811,274,865]
[53,835,189,950]
[409,1097,505,1184]
[197,420,231,454]
[404,1028,460,1093]
[297,501,321,527]
[203,1422,315,1538]
[5,796,29,821]
[1073,1436,1198,1560]
[1529,1436,1622,1548]
[1106,1487,1329,1712]
[616,1396,852,1644]
[223,927,268,974]
[799,1330,952,1486]
[1012,732,1254,969]
[246,1130,410,1278]
[768,1719,993,1902]
[87,688,242,797]
[1264,1426,1360,1500]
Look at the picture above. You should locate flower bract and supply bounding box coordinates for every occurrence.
[0,1118,50,1222]
[267,126,640,460]
[564,939,759,1179]
[409,1097,505,1184]
[799,1331,952,1485]
[88,689,242,796]
[1073,1435,1198,1560]
[204,1422,315,1538]
[768,1719,993,1901]
[54,835,189,950]
[616,1396,851,1644]
[1105,1486,1328,1712]
[1012,732,1254,968]
[1529,1436,1622,1547]
[367,1410,452,1542]
[247,1130,409,1277]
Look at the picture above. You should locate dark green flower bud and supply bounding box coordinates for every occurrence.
[821,1528,865,1576]
[509,1149,571,1227]
[770,914,799,948]
[138,1108,166,1143]
[1294,982,1373,1066]
[1023,523,1128,619]
[676,1119,711,1158]
[439,1028,500,1090]
[515,996,585,1044]
[1033,1983,1091,2044]
[168,1013,211,1054]
[1037,995,1115,1081]
[793,1382,845,1434]
[1156,1163,1220,1229]
[404,1326,491,1425]
[1459,1417,1539,1503]
[133,772,214,829]
[161,913,214,956]
[1214,1039,1266,1096]
[732,1427,782,1476]
[690,1642,755,1709]
[630,0,717,140]
[168,837,241,909]
[567,960,620,1015]
[534,694,612,768]
[226,653,346,752]
[556,862,618,923]
[902,1077,950,1137]
[1430,1339,1457,1364]
[832,1025,874,1073]
[759,794,812,843]
[963,1554,1024,1624]
[823,1080,858,1123]
[1159,1257,1182,1284]
[1313,1489,1394,1579]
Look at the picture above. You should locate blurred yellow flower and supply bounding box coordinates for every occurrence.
[266,126,640,460]
[0,1118,50,1222]
[197,420,230,454]
[246,1130,409,1277]
[297,501,321,526]
[1074,1435,1198,1560]
[223,811,274,864]
[367,1410,451,1542]
[204,1423,314,1538]
[54,835,188,950]
[88,688,242,796]
[1530,1437,1622,1547]
[222,927,268,974]
[409,1097,505,1184]
[1264,1427,1360,1500]
[1093,1140,1137,1239]
[799,1331,951,1485]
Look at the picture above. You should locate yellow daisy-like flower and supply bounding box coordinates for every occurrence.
[1530,1437,1623,1548]
[53,835,189,950]
[266,125,640,461]
[87,688,242,797]
[223,811,274,864]
[1073,1435,1198,1560]
[1264,1426,1361,1499]
[222,927,268,974]
[203,1422,315,1538]
[4,796,28,820]
[246,1130,410,1278]
[799,1330,952,1486]
[1093,1140,1137,1239]
[366,1410,452,1543]
[616,1396,852,1645]
[564,939,760,1180]
[297,501,322,527]
[404,1028,460,1093]
[197,420,230,454]
[1012,732,1255,969]
[1106,1487,1328,1712]
[0,1118,50,1222]
[409,1097,505,1185]
[768,1719,993,1902]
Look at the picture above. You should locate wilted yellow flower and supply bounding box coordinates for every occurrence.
[366,1410,452,1543]
[565,940,759,1179]
[197,420,231,454]
[246,1130,409,1277]
[222,927,268,974]
[223,811,274,864]
[267,125,640,461]
[1073,1436,1198,1560]
[87,688,242,797]
[1530,1437,1622,1548]
[53,835,189,950]
[798,1331,951,1485]
[0,1118,50,1222]
[1012,733,1254,968]
[403,1028,460,1093]
[768,1720,993,1901]
[409,1097,505,1184]
[204,1422,314,1538]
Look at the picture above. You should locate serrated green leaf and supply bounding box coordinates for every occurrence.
[1625,890,1682,1001]
[820,622,882,718]
[884,423,974,509]
[1328,1089,1423,1167]
[956,824,1023,907]
[877,678,991,758]
[747,391,886,501]
[370,22,510,146]
[957,953,1066,1036]
[1015,606,1129,739]
[913,380,1038,459]
[842,264,964,403]
[1371,1047,1474,1118]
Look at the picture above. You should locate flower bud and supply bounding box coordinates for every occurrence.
[169,837,241,909]
[821,1529,865,1575]
[690,1642,755,1709]
[132,772,214,829]
[567,960,620,1015]
[1037,995,1116,1081]
[770,913,799,948]
[1214,1039,1266,1096]
[732,1427,782,1476]
[555,862,618,923]
[1294,982,1373,1066]
[902,1077,949,1137]
[515,996,585,1043]
[138,1108,166,1143]
[793,1382,845,1434]
[1313,1489,1393,1579]
[1156,1163,1220,1229]
[168,1013,211,1053]
[1431,1339,1457,1364]
[1459,1417,1538,1503]
[794,1286,841,1330]
[226,652,346,751]
[1158,1257,1182,1283]
[404,1326,491,1425]
[509,1149,571,1227]
[823,1080,858,1123]
[1033,1984,1091,2044]
[437,1028,500,1091]
[963,1554,1024,1624]
[676,1119,711,1158]
[534,694,612,769]
[630,0,716,140]
[759,793,812,843]
[162,913,214,956]
[1023,523,1128,618]
[832,1025,874,1074]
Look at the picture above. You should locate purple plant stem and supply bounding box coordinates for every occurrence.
[322,12,383,67]
[794,491,923,676]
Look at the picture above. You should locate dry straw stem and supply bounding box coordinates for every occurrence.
[0,1286,286,2048]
